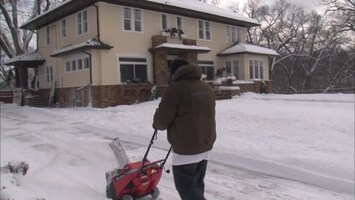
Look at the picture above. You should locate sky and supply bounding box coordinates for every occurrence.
[1,92,354,200]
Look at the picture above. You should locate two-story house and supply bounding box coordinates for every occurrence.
[5,0,278,108]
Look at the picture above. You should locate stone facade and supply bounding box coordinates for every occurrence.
[56,84,154,108]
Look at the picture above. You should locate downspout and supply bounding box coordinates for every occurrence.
[81,3,99,107]
[81,50,93,107]
[93,4,100,41]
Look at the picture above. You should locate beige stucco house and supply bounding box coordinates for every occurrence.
[5,0,278,108]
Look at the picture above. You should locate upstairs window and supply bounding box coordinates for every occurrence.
[77,10,88,35]
[61,19,67,38]
[177,16,183,30]
[198,20,211,40]
[119,57,147,83]
[124,7,142,32]
[162,14,168,30]
[226,25,241,43]
[46,26,50,45]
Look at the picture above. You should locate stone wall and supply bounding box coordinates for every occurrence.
[56,84,154,108]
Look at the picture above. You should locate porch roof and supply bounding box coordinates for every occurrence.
[151,43,211,54]
[218,43,279,56]
[4,51,45,66]
[51,39,113,57]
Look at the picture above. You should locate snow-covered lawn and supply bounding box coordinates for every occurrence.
[1,93,354,200]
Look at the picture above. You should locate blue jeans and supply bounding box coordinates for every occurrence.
[173,160,208,200]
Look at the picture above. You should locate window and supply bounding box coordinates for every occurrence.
[162,14,168,30]
[124,7,142,32]
[77,10,88,35]
[77,59,83,70]
[177,16,183,30]
[46,66,53,83]
[119,57,147,83]
[226,61,232,74]
[61,19,67,38]
[71,60,77,71]
[65,61,71,72]
[249,59,264,79]
[226,60,240,79]
[65,57,90,72]
[226,25,241,43]
[84,58,90,69]
[233,60,240,79]
[198,20,211,40]
[46,26,50,45]
[198,61,215,80]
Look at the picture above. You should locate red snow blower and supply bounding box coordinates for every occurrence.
[105,130,172,200]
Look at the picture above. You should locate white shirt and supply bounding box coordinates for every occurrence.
[172,150,210,166]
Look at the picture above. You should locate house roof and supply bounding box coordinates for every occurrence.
[218,43,279,56]
[51,39,113,57]
[21,0,260,31]
[151,43,211,54]
[146,0,259,26]
[4,51,45,66]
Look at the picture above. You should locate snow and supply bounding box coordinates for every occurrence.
[22,0,259,30]
[4,52,44,65]
[51,39,112,57]
[154,43,211,51]
[1,93,354,200]
[146,0,259,25]
[219,43,279,56]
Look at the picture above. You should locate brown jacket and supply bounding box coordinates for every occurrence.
[153,64,216,155]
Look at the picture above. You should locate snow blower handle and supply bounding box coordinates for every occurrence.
[141,129,158,165]
[139,130,172,174]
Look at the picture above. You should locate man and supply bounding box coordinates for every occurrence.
[153,58,216,200]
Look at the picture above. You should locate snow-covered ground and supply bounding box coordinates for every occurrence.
[1,93,354,200]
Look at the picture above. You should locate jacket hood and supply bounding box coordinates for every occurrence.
[173,64,202,81]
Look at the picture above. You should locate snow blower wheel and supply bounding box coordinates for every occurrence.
[121,194,134,200]
[151,186,160,199]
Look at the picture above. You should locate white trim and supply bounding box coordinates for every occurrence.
[116,54,151,84]
[197,19,212,41]
[122,7,144,33]
[161,13,169,30]
[77,9,88,36]
[64,54,90,73]
[61,18,67,39]
[176,16,184,30]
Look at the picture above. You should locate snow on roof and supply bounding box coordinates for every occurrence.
[51,39,112,57]
[21,0,73,28]
[4,52,44,65]
[22,0,259,29]
[219,43,279,56]
[154,43,211,51]
[147,0,259,25]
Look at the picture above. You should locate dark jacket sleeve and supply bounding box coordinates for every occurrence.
[153,86,180,130]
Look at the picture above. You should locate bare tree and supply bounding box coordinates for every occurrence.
[323,0,355,32]
[198,0,221,6]
[241,0,354,93]
[0,0,63,84]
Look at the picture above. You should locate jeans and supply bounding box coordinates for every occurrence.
[173,160,208,200]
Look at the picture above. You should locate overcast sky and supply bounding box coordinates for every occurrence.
[220,0,322,10]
